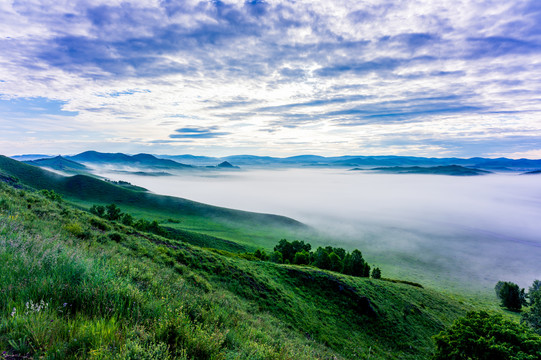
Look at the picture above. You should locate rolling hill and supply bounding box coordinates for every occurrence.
[0,155,305,247]
[24,155,89,173]
[67,151,194,170]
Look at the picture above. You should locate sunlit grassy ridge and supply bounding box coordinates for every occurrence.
[0,168,474,358]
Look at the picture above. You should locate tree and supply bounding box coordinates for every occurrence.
[254,249,268,261]
[90,204,105,217]
[343,250,369,277]
[312,247,331,270]
[495,281,526,311]
[529,280,541,306]
[293,250,310,265]
[105,203,122,221]
[269,251,283,264]
[371,267,381,279]
[433,311,541,360]
[522,279,541,334]
[121,213,134,226]
[273,239,310,263]
[328,252,343,272]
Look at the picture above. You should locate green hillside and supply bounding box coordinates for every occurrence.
[0,178,473,359]
[0,155,305,249]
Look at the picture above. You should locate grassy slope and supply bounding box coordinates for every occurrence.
[0,181,472,359]
[0,155,308,250]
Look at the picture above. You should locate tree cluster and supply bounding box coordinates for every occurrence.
[267,239,375,278]
[89,203,168,237]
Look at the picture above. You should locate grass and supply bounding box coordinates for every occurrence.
[0,174,480,359]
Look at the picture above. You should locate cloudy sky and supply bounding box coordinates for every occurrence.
[1,0,540,157]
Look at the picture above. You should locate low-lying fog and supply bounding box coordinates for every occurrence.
[93,167,541,293]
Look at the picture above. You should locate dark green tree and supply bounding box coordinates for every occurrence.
[293,250,310,265]
[269,251,283,263]
[495,281,526,311]
[522,279,541,335]
[105,203,122,221]
[433,311,541,359]
[343,250,369,277]
[371,267,381,279]
[332,247,346,260]
[90,204,105,217]
[254,249,269,261]
[328,252,343,272]
[274,239,311,263]
[312,247,331,270]
[121,213,134,226]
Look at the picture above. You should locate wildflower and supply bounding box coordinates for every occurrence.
[10,308,16,317]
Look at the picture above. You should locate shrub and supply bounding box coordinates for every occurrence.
[108,232,124,243]
[63,222,90,239]
[38,189,62,202]
[433,311,541,359]
[106,204,122,221]
[90,205,106,217]
[116,339,175,360]
[90,217,110,231]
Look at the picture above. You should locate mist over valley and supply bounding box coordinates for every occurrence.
[88,165,541,293]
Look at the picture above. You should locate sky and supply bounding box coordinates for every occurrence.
[0,0,541,158]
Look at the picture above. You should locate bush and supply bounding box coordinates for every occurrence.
[63,222,91,240]
[116,339,175,360]
[106,204,122,221]
[90,217,110,231]
[433,311,541,360]
[108,232,124,243]
[38,189,62,202]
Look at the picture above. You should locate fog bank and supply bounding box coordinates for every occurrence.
[94,168,541,292]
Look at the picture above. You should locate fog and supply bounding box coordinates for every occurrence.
[93,167,541,293]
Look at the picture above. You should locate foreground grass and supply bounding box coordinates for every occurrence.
[0,180,475,359]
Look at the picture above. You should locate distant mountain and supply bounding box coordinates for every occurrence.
[157,154,220,166]
[67,151,193,170]
[11,154,54,161]
[222,155,280,165]
[472,158,541,170]
[363,165,491,176]
[521,169,541,175]
[217,161,240,169]
[24,156,88,173]
[13,151,541,171]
